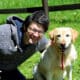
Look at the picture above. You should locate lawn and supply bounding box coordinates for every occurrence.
[19,10,80,79]
[0,0,80,79]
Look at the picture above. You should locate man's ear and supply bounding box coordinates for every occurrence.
[71,28,79,42]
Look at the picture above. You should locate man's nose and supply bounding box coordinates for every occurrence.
[33,32,39,37]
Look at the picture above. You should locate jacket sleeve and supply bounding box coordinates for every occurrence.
[37,36,49,52]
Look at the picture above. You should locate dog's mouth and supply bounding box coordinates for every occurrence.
[59,43,71,52]
[59,44,66,52]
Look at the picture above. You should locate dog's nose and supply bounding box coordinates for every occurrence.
[60,43,65,50]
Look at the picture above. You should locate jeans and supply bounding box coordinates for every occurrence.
[0,69,26,80]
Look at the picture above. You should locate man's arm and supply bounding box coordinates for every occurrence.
[37,36,49,53]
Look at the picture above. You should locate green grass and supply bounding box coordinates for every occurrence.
[19,10,80,79]
[0,0,80,79]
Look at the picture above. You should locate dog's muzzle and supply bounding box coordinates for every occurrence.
[60,44,66,52]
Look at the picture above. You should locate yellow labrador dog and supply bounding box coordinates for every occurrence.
[33,27,78,80]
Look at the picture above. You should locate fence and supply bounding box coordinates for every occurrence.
[0,0,80,19]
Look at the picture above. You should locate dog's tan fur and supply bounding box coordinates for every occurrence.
[33,27,78,80]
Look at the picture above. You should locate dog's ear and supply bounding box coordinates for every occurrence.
[49,29,57,44]
[49,30,54,40]
[71,28,78,42]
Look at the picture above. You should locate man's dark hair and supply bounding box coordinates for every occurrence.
[22,10,49,32]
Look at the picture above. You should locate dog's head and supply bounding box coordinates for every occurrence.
[49,27,78,51]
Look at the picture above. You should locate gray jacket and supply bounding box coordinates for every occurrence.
[0,16,49,70]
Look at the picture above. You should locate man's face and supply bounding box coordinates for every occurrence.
[25,22,44,44]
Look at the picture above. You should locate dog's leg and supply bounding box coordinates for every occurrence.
[34,73,44,80]
[33,65,45,80]
[67,66,72,80]
[46,72,53,80]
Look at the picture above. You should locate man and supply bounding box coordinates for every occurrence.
[0,10,49,80]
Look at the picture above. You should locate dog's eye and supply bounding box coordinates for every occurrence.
[66,34,70,37]
[57,34,61,37]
